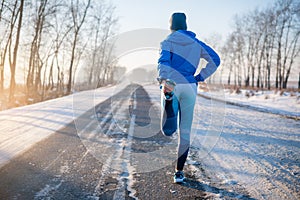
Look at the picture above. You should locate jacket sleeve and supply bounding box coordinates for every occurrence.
[194,41,220,82]
[157,40,172,80]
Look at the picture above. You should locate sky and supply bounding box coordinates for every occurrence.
[110,0,277,74]
[111,0,275,39]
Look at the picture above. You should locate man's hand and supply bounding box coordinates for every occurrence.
[161,79,176,93]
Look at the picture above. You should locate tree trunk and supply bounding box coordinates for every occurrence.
[298,72,300,90]
[9,0,24,102]
[0,53,3,93]
[67,38,76,94]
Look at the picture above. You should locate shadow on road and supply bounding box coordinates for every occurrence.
[132,85,152,127]
[181,178,257,200]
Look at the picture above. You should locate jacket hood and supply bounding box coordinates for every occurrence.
[166,30,197,46]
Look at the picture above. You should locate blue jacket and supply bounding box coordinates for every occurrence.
[157,30,220,84]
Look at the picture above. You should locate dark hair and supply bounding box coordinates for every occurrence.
[170,12,187,31]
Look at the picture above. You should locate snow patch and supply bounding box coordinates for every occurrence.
[60,164,70,174]
[34,179,63,199]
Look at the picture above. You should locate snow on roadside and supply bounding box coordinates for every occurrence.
[199,89,300,119]
[0,85,115,169]
[187,88,300,199]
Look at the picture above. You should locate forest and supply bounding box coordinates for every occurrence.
[0,0,118,110]
[218,0,299,90]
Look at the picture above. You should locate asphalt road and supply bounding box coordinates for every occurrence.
[0,84,298,200]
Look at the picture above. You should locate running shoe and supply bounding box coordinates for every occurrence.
[173,171,185,183]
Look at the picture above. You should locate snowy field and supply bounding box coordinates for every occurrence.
[199,88,300,120]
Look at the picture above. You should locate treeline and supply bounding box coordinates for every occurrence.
[220,0,299,90]
[0,0,118,107]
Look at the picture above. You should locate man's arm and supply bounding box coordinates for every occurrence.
[194,41,220,82]
[157,40,172,81]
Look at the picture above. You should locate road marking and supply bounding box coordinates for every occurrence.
[113,91,138,200]
[79,150,90,164]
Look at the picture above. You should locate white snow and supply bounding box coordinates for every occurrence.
[199,88,300,119]
[187,87,300,199]
[0,85,115,169]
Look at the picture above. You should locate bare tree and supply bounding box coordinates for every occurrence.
[47,12,72,97]
[223,34,235,86]
[0,0,4,93]
[84,1,118,88]
[274,0,300,89]
[66,0,91,94]
[7,0,24,102]
[264,8,277,90]
[26,0,49,99]
[222,0,299,90]
[224,18,246,88]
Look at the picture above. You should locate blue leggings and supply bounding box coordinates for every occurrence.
[161,83,197,171]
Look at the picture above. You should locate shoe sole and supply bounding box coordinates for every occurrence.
[173,178,185,183]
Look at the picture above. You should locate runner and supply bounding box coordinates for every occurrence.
[157,12,221,183]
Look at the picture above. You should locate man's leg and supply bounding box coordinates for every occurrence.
[161,93,179,136]
[176,84,196,171]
